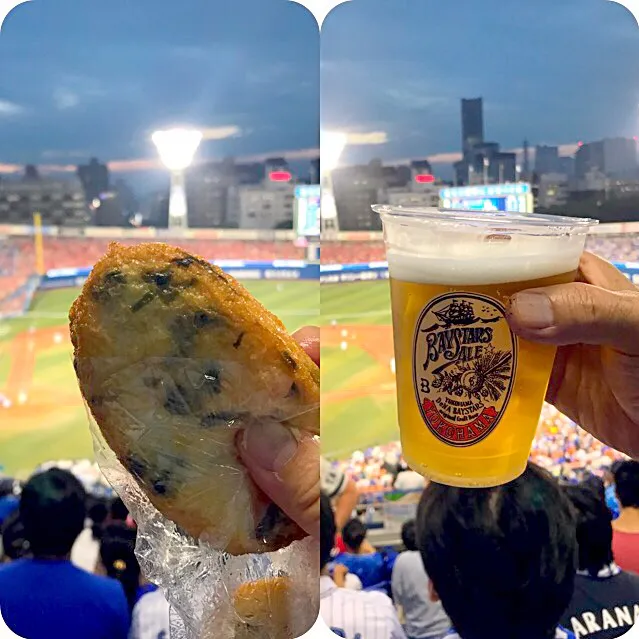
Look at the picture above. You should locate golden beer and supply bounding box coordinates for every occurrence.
[374,205,596,487]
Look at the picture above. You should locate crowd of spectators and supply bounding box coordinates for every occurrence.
[321,461,639,639]
[329,405,628,508]
[0,465,170,639]
[320,234,639,265]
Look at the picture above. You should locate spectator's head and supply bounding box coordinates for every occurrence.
[109,497,129,522]
[417,463,577,639]
[87,497,109,540]
[98,523,140,612]
[613,461,639,509]
[1,511,30,562]
[401,519,418,552]
[564,480,613,576]
[20,468,86,559]
[320,492,336,571]
[342,518,367,553]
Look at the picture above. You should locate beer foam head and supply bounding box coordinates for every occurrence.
[379,209,592,285]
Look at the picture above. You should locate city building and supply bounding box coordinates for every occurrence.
[77,158,110,203]
[386,161,440,208]
[236,183,295,229]
[575,138,638,180]
[332,162,385,231]
[537,173,570,210]
[535,145,560,176]
[0,169,88,226]
[461,98,484,158]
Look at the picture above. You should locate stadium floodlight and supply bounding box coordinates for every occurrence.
[320,130,348,175]
[152,128,203,230]
[319,130,347,234]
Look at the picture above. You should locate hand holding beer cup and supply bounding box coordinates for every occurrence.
[374,205,596,488]
[507,251,639,459]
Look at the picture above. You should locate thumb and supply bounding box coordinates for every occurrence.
[238,420,319,539]
[507,283,639,355]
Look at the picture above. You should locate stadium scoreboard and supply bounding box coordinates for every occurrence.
[294,185,320,238]
[440,183,533,214]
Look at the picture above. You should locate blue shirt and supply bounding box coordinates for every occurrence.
[604,484,620,520]
[333,551,395,590]
[0,558,130,639]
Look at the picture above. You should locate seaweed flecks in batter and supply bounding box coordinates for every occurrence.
[164,385,190,415]
[173,256,195,268]
[152,477,170,495]
[130,290,156,313]
[127,455,147,481]
[255,502,289,543]
[200,411,239,428]
[233,332,245,349]
[143,271,172,288]
[202,366,222,394]
[92,269,127,301]
[282,352,297,370]
[193,311,222,329]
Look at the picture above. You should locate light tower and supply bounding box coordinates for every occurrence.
[320,130,347,236]
[152,128,202,230]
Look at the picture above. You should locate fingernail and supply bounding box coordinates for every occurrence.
[510,292,554,329]
[240,420,298,472]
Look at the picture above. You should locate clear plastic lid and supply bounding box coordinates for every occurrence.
[372,205,598,236]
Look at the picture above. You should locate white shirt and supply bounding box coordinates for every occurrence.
[320,575,407,639]
[71,525,99,573]
[129,589,171,639]
[321,456,347,498]
[394,471,426,492]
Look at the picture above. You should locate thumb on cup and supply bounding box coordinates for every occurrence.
[507,282,639,355]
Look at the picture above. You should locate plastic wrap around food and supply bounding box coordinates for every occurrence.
[90,411,319,638]
[78,354,316,555]
[69,242,320,637]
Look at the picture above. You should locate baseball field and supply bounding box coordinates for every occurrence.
[0,279,395,477]
[0,281,322,478]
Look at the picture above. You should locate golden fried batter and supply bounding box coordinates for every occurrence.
[69,242,319,555]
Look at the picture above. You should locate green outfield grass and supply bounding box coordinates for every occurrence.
[320,281,399,457]
[319,280,391,325]
[0,280,318,478]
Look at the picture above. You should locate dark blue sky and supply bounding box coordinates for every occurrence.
[0,0,319,186]
[0,0,638,184]
[321,0,639,172]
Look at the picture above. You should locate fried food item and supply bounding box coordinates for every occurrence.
[232,577,294,639]
[69,242,319,555]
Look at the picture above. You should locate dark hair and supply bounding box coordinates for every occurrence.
[417,463,577,639]
[1,511,30,561]
[401,519,417,551]
[320,492,336,570]
[613,461,639,508]
[87,497,110,541]
[100,523,140,612]
[109,497,129,522]
[20,469,86,558]
[564,480,613,575]
[342,518,367,552]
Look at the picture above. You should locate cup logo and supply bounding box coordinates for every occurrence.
[413,292,517,447]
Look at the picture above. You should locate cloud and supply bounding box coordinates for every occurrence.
[0,99,24,116]
[53,89,79,110]
[201,125,242,141]
[346,131,388,145]
[239,147,319,162]
[40,150,90,160]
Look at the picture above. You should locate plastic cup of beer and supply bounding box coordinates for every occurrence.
[373,205,597,488]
